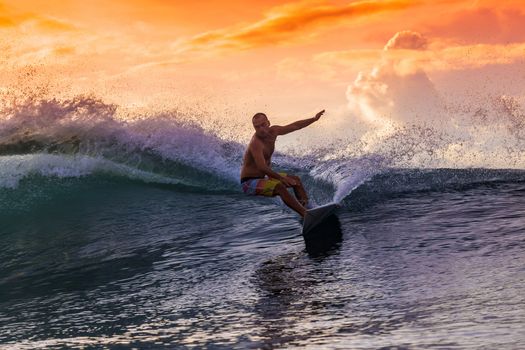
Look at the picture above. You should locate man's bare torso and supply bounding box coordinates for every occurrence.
[240,130,277,179]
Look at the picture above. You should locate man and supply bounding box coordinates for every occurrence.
[240,110,325,217]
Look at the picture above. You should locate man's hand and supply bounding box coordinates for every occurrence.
[314,109,325,121]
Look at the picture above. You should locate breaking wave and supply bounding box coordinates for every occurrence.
[0,94,524,207]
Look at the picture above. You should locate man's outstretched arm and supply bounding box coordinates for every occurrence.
[273,110,325,136]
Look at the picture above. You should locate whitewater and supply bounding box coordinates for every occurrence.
[0,95,524,349]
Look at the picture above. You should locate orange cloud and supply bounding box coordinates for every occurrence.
[53,46,75,56]
[118,0,419,73]
[0,8,27,28]
[384,30,428,50]
[341,29,525,128]
[311,38,525,75]
[247,18,525,85]
[36,17,76,32]
[0,16,14,27]
[0,1,76,32]
[183,0,418,52]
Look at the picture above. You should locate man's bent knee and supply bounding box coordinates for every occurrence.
[289,175,302,185]
[273,182,287,196]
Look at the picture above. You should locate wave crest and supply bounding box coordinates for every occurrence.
[1,95,524,204]
[0,96,244,186]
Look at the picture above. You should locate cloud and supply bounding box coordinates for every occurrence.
[346,31,442,124]
[384,30,428,50]
[0,2,76,32]
[53,46,76,56]
[347,65,442,124]
[343,28,525,169]
[117,0,418,73]
[180,0,417,53]
[35,17,77,32]
[0,16,15,27]
[276,28,525,86]
[311,40,525,77]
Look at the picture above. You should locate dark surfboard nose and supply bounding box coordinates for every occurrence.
[303,214,343,257]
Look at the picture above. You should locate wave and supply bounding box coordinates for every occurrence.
[0,96,245,185]
[1,153,523,219]
[0,153,192,189]
[344,167,525,210]
[1,95,524,208]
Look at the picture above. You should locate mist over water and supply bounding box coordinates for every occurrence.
[1,92,523,201]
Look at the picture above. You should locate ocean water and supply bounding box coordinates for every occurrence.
[1,97,524,349]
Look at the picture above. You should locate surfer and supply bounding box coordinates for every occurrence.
[240,110,325,217]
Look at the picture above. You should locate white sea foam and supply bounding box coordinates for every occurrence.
[0,154,184,189]
[0,95,524,201]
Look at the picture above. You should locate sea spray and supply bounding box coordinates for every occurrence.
[1,94,524,205]
[0,96,245,184]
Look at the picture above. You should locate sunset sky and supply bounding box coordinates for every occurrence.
[1,0,524,154]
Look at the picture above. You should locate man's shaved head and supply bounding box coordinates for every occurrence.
[251,112,271,138]
[252,112,267,122]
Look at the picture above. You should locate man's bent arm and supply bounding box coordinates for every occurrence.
[251,143,285,181]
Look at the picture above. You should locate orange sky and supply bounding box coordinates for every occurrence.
[1,0,524,127]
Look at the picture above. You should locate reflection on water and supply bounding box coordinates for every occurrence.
[1,182,524,349]
[254,252,335,348]
[251,238,426,349]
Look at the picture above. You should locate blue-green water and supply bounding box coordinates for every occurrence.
[1,166,524,349]
[1,97,524,349]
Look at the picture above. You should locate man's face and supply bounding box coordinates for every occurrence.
[253,115,270,138]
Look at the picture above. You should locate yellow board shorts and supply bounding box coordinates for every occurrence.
[241,173,287,197]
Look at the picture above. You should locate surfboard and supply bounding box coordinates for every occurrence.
[302,202,340,235]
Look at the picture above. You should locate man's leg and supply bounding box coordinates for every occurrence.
[273,183,306,217]
[286,175,309,207]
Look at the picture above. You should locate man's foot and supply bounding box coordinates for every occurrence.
[301,199,315,210]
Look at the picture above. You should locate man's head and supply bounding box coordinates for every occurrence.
[252,112,271,138]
